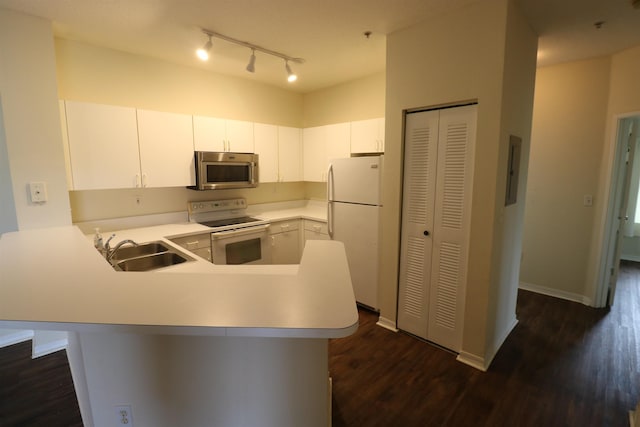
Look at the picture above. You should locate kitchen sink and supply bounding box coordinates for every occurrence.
[114,251,191,272]
[109,241,170,262]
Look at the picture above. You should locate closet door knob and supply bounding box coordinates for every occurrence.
[423,230,430,236]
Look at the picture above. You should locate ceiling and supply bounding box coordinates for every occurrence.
[0,0,639,93]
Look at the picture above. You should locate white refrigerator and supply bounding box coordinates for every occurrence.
[327,155,383,310]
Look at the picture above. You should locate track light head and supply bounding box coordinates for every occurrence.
[197,36,212,61]
[285,61,297,83]
[246,49,256,73]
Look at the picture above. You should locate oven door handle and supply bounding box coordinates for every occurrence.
[210,224,270,240]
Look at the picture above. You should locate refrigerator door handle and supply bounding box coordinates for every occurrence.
[327,163,334,238]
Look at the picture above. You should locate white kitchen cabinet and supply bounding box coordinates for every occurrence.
[170,233,212,262]
[278,126,302,182]
[303,220,330,246]
[303,126,326,182]
[303,123,350,182]
[269,220,301,264]
[64,101,141,190]
[137,109,195,188]
[254,124,303,183]
[193,115,254,153]
[350,118,385,154]
[254,123,279,183]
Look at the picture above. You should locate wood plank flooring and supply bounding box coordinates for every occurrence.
[0,342,82,426]
[0,262,638,426]
[329,261,640,427]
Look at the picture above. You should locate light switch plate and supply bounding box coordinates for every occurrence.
[583,194,593,207]
[29,182,47,203]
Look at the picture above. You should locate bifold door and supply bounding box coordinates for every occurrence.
[397,104,477,352]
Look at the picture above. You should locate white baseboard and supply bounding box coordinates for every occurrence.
[376,316,398,332]
[0,329,34,348]
[456,351,488,371]
[519,282,592,306]
[32,331,68,358]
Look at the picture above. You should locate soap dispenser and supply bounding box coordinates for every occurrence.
[93,227,104,253]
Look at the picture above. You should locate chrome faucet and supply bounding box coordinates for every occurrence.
[105,237,139,264]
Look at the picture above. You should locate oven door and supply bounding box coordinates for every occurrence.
[210,224,272,265]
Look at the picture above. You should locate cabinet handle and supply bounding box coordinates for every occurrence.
[313,225,322,232]
[186,241,199,250]
[423,230,430,236]
[135,174,141,188]
[281,224,290,230]
[271,236,275,246]
[142,173,148,188]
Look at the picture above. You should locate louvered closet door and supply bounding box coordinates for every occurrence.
[428,105,476,351]
[397,105,476,352]
[397,110,439,338]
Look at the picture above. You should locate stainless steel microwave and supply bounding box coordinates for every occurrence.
[191,151,259,190]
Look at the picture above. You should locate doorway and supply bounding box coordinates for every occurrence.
[597,114,640,307]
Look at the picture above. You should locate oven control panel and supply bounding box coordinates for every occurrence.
[188,198,247,214]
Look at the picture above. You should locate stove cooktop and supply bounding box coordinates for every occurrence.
[198,216,262,228]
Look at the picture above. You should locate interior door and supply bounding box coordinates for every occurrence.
[608,119,637,306]
[397,104,476,352]
[397,109,439,337]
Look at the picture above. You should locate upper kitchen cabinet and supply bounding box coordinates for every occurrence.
[193,116,254,153]
[254,124,303,183]
[64,101,141,190]
[278,126,302,182]
[303,123,350,182]
[254,123,279,183]
[137,109,195,187]
[350,118,385,154]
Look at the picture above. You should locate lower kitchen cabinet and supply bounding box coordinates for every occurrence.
[169,233,212,262]
[303,220,330,246]
[269,220,301,264]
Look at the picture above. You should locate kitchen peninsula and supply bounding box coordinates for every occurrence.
[0,225,358,427]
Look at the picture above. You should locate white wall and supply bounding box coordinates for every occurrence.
[0,9,71,230]
[384,0,537,366]
[520,57,611,303]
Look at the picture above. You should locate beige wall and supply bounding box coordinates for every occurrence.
[521,57,611,301]
[303,72,386,127]
[56,39,303,127]
[0,10,71,230]
[384,0,537,365]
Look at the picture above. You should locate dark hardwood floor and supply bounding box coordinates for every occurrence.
[0,262,638,426]
[0,342,82,427]
[330,261,640,427]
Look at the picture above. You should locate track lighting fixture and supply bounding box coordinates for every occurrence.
[197,29,304,83]
[197,35,213,61]
[285,61,297,82]
[246,49,256,73]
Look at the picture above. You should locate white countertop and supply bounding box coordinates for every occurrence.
[0,218,357,338]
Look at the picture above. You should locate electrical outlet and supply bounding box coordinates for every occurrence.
[583,194,593,207]
[115,405,133,426]
[29,182,48,203]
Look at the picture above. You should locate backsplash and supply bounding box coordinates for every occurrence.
[69,181,326,223]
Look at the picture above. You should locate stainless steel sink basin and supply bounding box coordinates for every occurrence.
[114,252,190,272]
[109,241,170,262]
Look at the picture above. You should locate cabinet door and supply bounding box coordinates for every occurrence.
[271,230,301,264]
[65,101,141,190]
[303,220,330,248]
[303,126,326,182]
[278,126,302,182]
[193,115,226,152]
[325,122,351,165]
[226,119,254,153]
[254,123,278,183]
[137,109,195,187]
[351,118,380,154]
